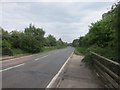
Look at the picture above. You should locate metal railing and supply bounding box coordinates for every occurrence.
[90,51,120,88]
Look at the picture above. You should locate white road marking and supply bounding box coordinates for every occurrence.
[46,51,74,88]
[1,54,50,72]
[35,58,39,61]
[35,55,49,61]
[0,63,25,72]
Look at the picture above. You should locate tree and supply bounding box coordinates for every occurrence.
[1,29,13,55]
[72,39,79,47]
[56,38,66,47]
[78,36,84,46]
[1,23,67,55]
[72,2,119,62]
[10,31,22,48]
[20,24,45,53]
[2,40,13,55]
[47,35,57,46]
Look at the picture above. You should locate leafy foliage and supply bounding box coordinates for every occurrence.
[1,24,67,56]
[72,39,79,47]
[10,31,22,48]
[72,2,120,63]
[2,40,13,56]
[21,24,45,53]
[46,35,57,46]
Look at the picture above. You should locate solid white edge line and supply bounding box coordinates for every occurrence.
[46,51,74,88]
[0,63,25,72]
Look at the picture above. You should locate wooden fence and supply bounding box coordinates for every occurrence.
[90,51,120,88]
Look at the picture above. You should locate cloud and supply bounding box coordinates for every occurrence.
[1,0,117,2]
[1,2,115,42]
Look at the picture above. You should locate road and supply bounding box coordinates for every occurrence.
[2,47,74,88]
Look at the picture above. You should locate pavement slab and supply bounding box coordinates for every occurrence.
[58,54,104,88]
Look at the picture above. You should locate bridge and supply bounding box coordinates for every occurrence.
[1,47,120,89]
[46,51,120,89]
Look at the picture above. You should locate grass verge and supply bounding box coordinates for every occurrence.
[74,47,87,56]
[42,46,67,52]
[11,48,31,57]
[2,46,67,60]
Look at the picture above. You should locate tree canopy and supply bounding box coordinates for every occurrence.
[1,24,67,55]
[72,2,120,63]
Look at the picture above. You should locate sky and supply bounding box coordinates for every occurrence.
[0,1,117,43]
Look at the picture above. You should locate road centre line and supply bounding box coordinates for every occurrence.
[0,63,25,72]
[35,55,49,61]
[1,55,50,72]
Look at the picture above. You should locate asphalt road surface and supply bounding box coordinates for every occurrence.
[2,47,74,88]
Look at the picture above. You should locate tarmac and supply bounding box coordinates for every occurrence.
[58,54,104,88]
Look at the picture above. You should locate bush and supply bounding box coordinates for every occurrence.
[2,40,13,56]
[76,45,118,63]
[11,48,28,55]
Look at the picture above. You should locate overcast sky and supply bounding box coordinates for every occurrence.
[0,1,116,43]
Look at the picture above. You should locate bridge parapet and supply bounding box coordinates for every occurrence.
[90,51,120,89]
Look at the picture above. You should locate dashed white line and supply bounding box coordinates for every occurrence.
[35,55,49,61]
[0,63,25,72]
[35,58,39,61]
[1,55,50,72]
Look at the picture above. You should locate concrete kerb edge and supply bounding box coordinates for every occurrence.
[1,53,39,62]
[46,51,74,88]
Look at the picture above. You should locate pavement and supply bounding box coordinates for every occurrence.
[58,54,104,88]
[1,47,74,88]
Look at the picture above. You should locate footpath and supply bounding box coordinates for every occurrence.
[57,54,104,88]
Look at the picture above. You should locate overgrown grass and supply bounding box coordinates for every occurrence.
[74,47,87,55]
[42,46,57,52]
[10,46,67,57]
[74,47,93,64]
[42,46,67,52]
[12,48,30,56]
[75,45,118,63]
[75,46,119,76]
